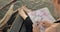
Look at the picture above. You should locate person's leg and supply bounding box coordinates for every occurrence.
[18,7,33,32]
[18,7,28,20]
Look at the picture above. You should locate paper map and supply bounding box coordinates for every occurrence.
[28,7,55,24]
[28,7,56,32]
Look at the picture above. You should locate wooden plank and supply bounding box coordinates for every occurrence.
[0,4,14,28]
[0,0,13,10]
[8,14,24,32]
[0,0,16,20]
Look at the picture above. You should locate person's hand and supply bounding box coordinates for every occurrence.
[40,20,53,28]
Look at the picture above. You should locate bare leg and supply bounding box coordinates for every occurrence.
[18,7,27,20]
[18,6,33,32]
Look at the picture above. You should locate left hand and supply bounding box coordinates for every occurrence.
[39,20,53,28]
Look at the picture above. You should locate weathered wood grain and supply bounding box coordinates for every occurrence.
[0,0,14,10]
[0,4,14,28]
